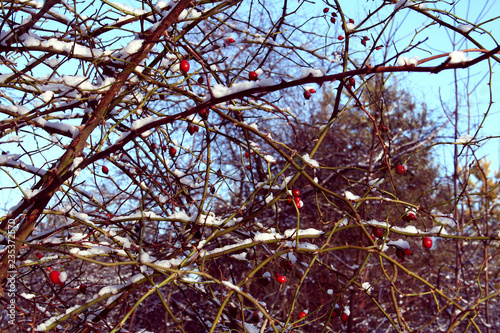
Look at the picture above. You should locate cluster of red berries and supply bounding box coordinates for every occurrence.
[396,247,413,260]
[395,240,435,259]
[332,307,349,322]
[188,124,199,135]
[287,188,302,208]
[303,88,316,100]
[346,77,356,90]
[361,35,370,46]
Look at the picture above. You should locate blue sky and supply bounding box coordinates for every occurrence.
[336,0,500,173]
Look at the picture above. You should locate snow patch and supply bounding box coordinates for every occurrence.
[397,55,420,66]
[222,281,241,292]
[456,134,472,144]
[302,153,319,168]
[449,51,470,64]
[299,68,325,79]
[458,24,473,33]
[344,191,360,201]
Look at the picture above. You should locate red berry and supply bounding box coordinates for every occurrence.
[249,71,258,81]
[396,248,405,260]
[376,46,383,50]
[349,77,355,87]
[151,143,157,150]
[162,145,167,152]
[364,36,370,41]
[423,237,433,249]
[303,91,311,99]
[371,235,376,241]
[79,284,87,294]
[180,60,190,74]
[226,37,235,44]
[246,165,251,170]
[197,76,204,84]
[338,35,344,40]
[276,275,287,284]
[102,165,109,174]
[199,108,209,120]
[169,146,176,157]
[287,197,293,205]
[292,188,300,197]
[252,309,260,322]
[379,124,388,133]
[395,165,406,175]
[323,7,329,13]
[49,270,61,284]
[260,275,270,286]
[361,39,367,46]
[36,252,43,259]
[404,248,412,256]
[298,311,307,319]
[349,18,354,24]
[294,196,301,205]
[340,313,348,322]
[280,260,293,272]
[404,212,416,221]
[309,88,316,94]
[330,17,336,24]
[373,226,384,239]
